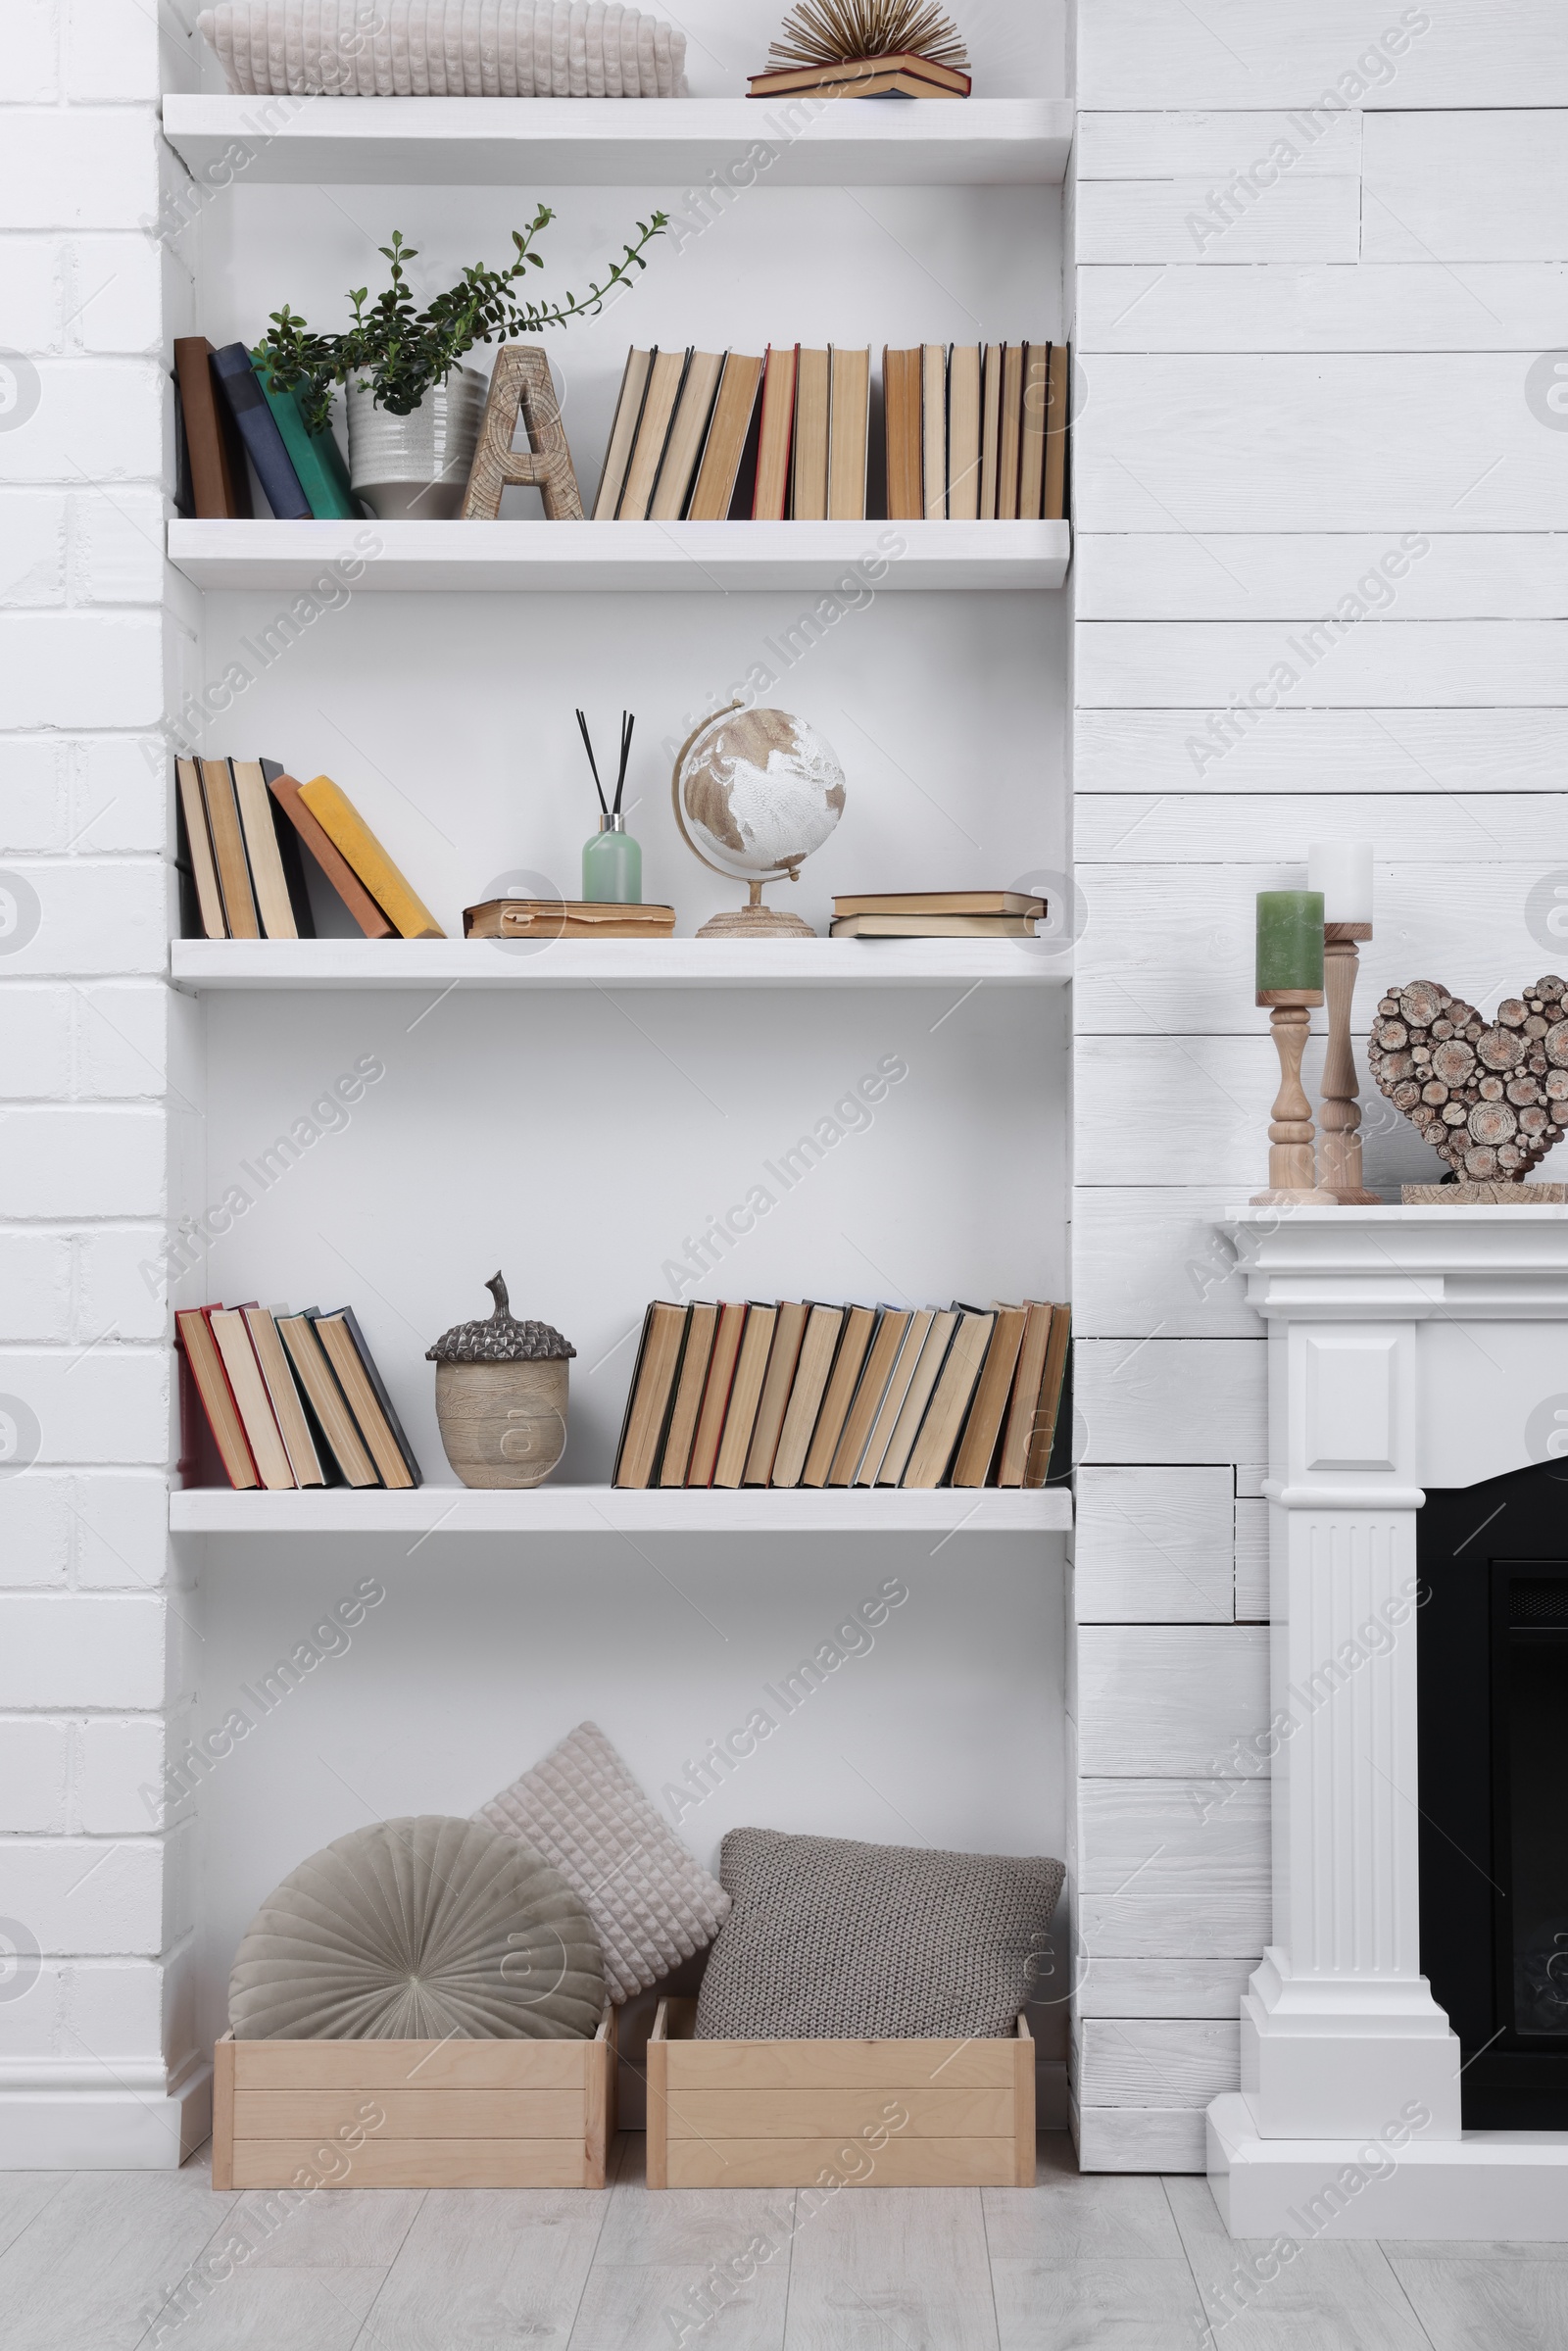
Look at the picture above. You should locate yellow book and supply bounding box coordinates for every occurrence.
[296,775,444,940]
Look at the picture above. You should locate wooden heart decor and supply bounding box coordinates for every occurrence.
[1367,975,1568,1182]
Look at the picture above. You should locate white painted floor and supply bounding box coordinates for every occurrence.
[0,2132,1559,2350]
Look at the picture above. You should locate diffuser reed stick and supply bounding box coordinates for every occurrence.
[575,709,609,816]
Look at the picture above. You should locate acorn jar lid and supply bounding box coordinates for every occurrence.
[425,1273,576,1364]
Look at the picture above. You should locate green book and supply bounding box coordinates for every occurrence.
[250,351,360,520]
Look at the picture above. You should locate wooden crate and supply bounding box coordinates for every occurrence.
[212,2009,615,2189]
[646,1998,1033,2188]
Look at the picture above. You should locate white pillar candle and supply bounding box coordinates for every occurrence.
[1306,840,1374,927]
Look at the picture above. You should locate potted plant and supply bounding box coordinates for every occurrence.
[258,204,664,518]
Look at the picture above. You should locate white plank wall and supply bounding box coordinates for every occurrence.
[1067,8,1568,2168]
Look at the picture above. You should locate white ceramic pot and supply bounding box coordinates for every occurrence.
[346,366,487,520]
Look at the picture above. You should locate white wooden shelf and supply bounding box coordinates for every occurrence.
[170,1486,1072,1535]
[167,518,1069,593]
[161,95,1072,187]
[171,938,1071,990]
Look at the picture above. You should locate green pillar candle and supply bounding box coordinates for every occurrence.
[1255,890,1324,1001]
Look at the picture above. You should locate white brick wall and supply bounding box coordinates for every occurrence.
[0,0,197,2160]
[1069,2,1568,2167]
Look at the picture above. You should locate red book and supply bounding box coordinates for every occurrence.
[175,1307,259,1489]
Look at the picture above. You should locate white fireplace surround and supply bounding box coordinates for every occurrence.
[1207,1206,1568,2239]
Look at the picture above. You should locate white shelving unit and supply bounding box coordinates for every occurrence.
[167,517,1070,593]
[170,938,1071,990]
[161,94,1073,187]
[171,1486,1071,1534]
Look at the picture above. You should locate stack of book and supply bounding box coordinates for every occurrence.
[747,52,971,101]
[465,899,676,940]
[177,1303,422,1492]
[595,344,872,525]
[174,335,359,521]
[176,759,443,941]
[613,1298,1068,1492]
[885,342,1067,521]
[830,890,1048,940]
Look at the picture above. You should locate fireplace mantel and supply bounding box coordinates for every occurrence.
[1206,1205,1568,2240]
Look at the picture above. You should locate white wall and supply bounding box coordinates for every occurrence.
[1069,0,1568,2168]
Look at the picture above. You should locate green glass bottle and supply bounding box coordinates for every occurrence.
[581,811,642,904]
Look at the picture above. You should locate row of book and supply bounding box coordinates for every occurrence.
[177,758,442,940]
[594,340,1069,526]
[177,1303,422,1492]
[829,890,1048,940]
[887,343,1067,523]
[613,1298,1070,1492]
[174,335,358,523]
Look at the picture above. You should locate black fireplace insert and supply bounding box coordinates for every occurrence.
[1419,1457,1568,2129]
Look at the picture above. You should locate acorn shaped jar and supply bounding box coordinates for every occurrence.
[425,1274,575,1490]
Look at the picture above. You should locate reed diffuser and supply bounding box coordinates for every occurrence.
[578,709,642,905]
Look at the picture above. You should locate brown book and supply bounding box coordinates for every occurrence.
[175,757,226,939]
[199,758,260,939]
[1019,343,1050,521]
[209,1306,295,1490]
[921,344,947,519]
[297,775,442,941]
[883,347,923,521]
[229,759,297,939]
[834,892,1045,918]
[712,1304,777,1488]
[686,1302,748,1489]
[612,1302,689,1489]
[802,1304,877,1487]
[173,337,251,519]
[594,347,653,519]
[827,346,870,522]
[952,1305,1028,1488]
[752,345,798,521]
[649,349,726,522]
[857,1308,934,1486]
[175,1307,258,1489]
[876,1309,958,1487]
[997,344,1024,519]
[770,1303,845,1489]
[1044,342,1070,522]
[743,1301,808,1485]
[312,1311,417,1490]
[618,347,690,521]
[997,1301,1055,1489]
[276,1313,378,1487]
[979,344,1004,519]
[241,1305,324,1487]
[791,347,830,520]
[947,345,981,521]
[1025,1304,1071,1489]
[660,1301,717,1488]
[465,899,676,939]
[827,1308,911,1486]
[831,913,1042,938]
[748,52,971,95]
[903,1310,995,1489]
[268,773,394,939]
[686,353,765,521]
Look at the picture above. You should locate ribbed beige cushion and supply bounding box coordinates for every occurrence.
[695,1828,1066,2040]
[229,1815,605,2039]
[478,1721,729,2002]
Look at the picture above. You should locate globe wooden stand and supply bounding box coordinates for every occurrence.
[695,879,815,940]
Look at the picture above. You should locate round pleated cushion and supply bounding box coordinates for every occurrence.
[229,1816,606,2040]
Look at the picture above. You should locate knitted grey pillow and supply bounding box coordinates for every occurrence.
[693,1828,1065,2041]
[229,1816,605,2040]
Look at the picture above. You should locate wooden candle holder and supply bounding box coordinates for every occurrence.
[1317,921,1380,1205]
[1251,987,1335,1206]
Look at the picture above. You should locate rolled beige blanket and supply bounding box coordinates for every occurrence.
[197,0,689,96]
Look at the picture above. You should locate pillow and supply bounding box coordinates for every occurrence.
[694,1828,1065,2041]
[229,1815,605,2039]
[477,1721,729,2003]
[196,2,689,96]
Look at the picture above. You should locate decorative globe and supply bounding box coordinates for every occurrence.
[674,707,846,887]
